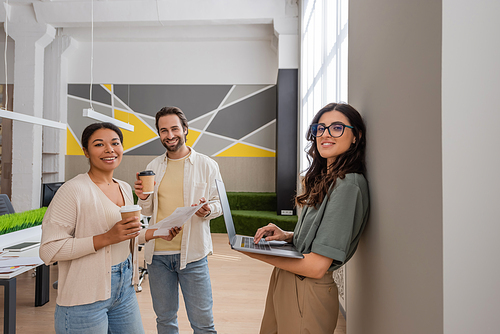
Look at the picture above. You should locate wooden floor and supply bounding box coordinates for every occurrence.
[1,234,346,333]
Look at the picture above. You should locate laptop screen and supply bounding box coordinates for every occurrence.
[215,179,237,243]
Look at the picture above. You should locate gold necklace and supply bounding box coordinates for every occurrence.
[89,171,111,186]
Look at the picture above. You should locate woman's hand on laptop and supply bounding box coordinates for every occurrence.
[253,223,294,244]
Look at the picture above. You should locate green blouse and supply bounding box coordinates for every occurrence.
[293,173,370,271]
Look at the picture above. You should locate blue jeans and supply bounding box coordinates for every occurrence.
[148,254,216,334]
[54,255,144,334]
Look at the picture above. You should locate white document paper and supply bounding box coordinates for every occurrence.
[0,256,43,267]
[148,200,217,237]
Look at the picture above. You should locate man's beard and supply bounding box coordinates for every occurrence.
[162,135,185,152]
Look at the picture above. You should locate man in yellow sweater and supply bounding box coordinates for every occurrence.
[135,106,222,334]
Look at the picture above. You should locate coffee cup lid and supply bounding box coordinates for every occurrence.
[139,170,155,176]
[120,205,142,213]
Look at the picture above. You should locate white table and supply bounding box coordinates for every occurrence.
[0,247,43,278]
[0,228,49,334]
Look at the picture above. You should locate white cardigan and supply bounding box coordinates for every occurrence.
[39,173,139,307]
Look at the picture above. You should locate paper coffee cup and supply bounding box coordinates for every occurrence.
[119,205,142,222]
[138,170,155,194]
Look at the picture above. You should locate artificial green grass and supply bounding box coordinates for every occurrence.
[210,192,298,235]
[133,191,277,211]
[210,210,298,236]
[0,207,47,235]
[225,192,276,211]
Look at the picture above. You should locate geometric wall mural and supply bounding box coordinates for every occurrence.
[67,84,277,157]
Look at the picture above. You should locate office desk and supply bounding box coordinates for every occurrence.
[0,246,50,334]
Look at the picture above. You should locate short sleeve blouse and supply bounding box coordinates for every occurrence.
[293,173,370,271]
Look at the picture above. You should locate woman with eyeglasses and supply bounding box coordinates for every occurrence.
[245,103,370,333]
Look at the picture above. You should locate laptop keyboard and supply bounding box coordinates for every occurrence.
[241,236,272,251]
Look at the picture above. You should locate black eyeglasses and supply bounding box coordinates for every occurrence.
[310,123,354,138]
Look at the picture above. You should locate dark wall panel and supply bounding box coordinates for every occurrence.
[276,69,298,215]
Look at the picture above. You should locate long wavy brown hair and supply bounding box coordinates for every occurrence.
[296,103,366,208]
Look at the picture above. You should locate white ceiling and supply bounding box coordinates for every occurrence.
[1,0,298,42]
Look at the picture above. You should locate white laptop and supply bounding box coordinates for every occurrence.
[215,179,303,259]
[3,241,40,252]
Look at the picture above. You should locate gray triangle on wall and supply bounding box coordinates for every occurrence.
[221,85,270,107]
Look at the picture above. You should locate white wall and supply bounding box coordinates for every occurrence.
[347,1,443,333]
[347,0,500,332]
[442,1,500,332]
[66,40,278,84]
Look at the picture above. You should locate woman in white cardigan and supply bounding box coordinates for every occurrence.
[40,122,179,334]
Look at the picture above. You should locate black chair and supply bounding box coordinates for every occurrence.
[0,194,15,216]
[136,215,150,292]
[136,244,148,292]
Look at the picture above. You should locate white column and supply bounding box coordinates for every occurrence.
[7,8,55,211]
[43,31,75,183]
[274,17,299,69]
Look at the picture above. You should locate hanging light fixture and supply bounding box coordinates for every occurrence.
[0,0,66,130]
[82,0,134,132]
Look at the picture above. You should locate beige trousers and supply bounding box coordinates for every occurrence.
[260,267,339,334]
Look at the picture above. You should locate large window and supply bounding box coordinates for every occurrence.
[300,0,349,173]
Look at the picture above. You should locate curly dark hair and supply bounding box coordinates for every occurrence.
[296,103,366,208]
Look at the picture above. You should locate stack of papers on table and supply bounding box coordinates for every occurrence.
[0,256,43,274]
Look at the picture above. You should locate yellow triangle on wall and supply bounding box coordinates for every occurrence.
[103,84,112,92]
[186,130,201,147]
[66,127,84,156]
[114,109,158,151]
[216,143,275,157]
